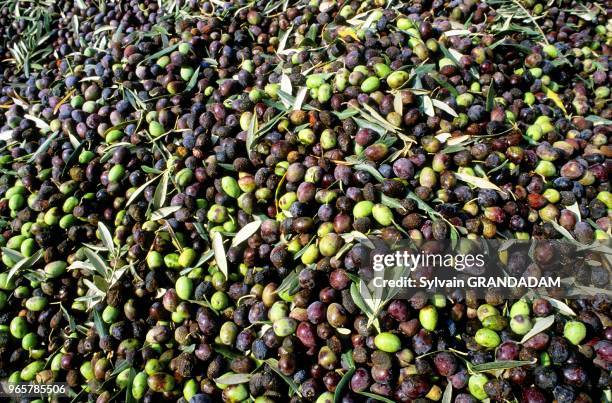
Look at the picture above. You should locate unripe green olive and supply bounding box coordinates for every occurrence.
[374,332,402,353]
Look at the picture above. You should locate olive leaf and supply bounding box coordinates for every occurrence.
[231,219,262,247]
[2,247,24,262]
[110,360,132,377]
[275,270,300,296]
[442,382,452,403]
[430,75,459,97]
[151,206,182,221]
[184,66,200,92]
[381,194,406,213]
[7,249,43,283]
[549,220,578,244]
[350,282,372,319]
[333,109,359,120]
[59,303,77,332]
[441,144,468,154]
[93,310,108,338]
[393,92,403,115]
[543,86,568,116]
[566,202,581,222]
[585,115,612,126]
[293,86,307,111]
[356,391,396,403]
[454,172,506,194]
[520,315,555,344]
[422,95,435,117]
[214,373,253,385]
[212,231,228,279]
[24,113,51,133]
[277,25,293,54]
[542,296,576,316]
[470,359,535,373]
[355,164,384,183]
[139,42,179,65]
[83,248,110,278]
[486,82,495,112]
[26,131,58,162]
[266,358,301,396]
[125,368,137,403]
[153,171,169,210]
[432,99,458,117]
[98,222,115,257]
[334,366,355,403]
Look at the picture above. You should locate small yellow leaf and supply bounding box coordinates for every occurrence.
[337,27,360,42]
[544,86,568,116]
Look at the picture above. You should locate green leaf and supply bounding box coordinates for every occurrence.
[470,360,535,372]
[213,345,242,359]
[442,382,452,403]
[140,43,179,65]
[275,269,300,296]
[432,99,458,117]
[110,360,132,377]
[125,368,137,403]
[356,391,396,403]
[266,359,301,396]
[542,297,576,316]
[355,164,384,182]
[334,367,355,403]
[185,66,200,92]
[406,191,441,220]
[431,75,459,97]
[486,82,495,112]
[212,232,228,279]
[520,315,555,344]
[59,303,77,332]
[333,109,359,120]
[7,249,43,283]
[441,144,468,154]
[98,222,115,257]
[153,172,169,210]
[381,194,406,213]
[27,131,58,162]
[584,115,612,126]
[231,220,262,247]
[2,247,24,262]
[454,172,506,194]
[151,206,182,220]
[350,282,371,317]
[549,220,578,243]
[126,174,161,206]
[93,310,108,338]
[422,95,434,117]
[215,373,253,385]
[83,248,110,278]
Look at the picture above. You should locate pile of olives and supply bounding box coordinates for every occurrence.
[0,0,610,402]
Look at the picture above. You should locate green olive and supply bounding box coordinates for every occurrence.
[175,276,193,300]
[563,321,586,345]
[360,76,381,93]
[468,373,488,400]
[221,176,240,198]
[509,300,530,318]
[374,332,402,353]
[108,165,126,183]
[372,204,393,226]
[353,200,374,218]
[474,328,501,348]
[178,248,197,268]
[419,305,438,331]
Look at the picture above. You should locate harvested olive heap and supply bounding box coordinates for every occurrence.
[0,0,611,402]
